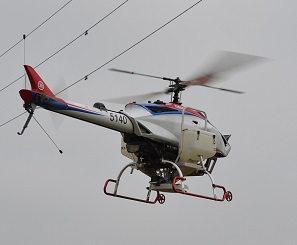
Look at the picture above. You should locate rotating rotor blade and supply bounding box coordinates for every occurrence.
[54,77,69,99]
[109,68,174,82]
[110,51,267,96]
[204,51,266,75]
[184,51,267,87]
[52,77,68,129]
[181,76,244,94]
[103,91,166,104]
[200,84,244,94]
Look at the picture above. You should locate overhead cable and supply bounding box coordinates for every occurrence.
[56,0,204,95]
[1,0,204,129]
[0,0,73,60]
[0,0,129,93]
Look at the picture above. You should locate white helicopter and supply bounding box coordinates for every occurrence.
[18,51,263,204]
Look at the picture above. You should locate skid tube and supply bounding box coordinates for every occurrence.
[172,176,232,202]
[103,162,165,204]
[104,179,164,204]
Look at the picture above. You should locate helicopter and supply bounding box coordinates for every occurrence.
[18,51,263,204]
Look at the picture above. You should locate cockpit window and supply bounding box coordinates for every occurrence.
[93,102,107,110]
[145,106,178,113]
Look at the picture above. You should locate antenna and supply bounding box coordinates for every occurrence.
[23,34,26,89]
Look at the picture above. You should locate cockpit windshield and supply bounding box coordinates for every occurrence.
[145,106,178,113]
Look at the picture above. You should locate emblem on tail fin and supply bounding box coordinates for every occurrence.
[38,81,44,91]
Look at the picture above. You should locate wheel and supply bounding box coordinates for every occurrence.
[226,191,233,202]
[158,194,165,204]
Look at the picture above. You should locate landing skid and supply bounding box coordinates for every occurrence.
[104,179,164,204]
[103,163,165,204]
[103,160,232,204]
[172,176,232,202]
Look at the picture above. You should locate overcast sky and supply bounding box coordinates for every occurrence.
[1,0,297,244]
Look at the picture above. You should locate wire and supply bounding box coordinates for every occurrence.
[0,111,27,128]
[56,0,204,95]
[0,0,73,60]
[0,0,129,93]
[35,0,129,70]
[1,0,204,129]
[24,35,27,89]
[33,116,63,154]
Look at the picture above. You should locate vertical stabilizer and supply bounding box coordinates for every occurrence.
[24,65,55,98]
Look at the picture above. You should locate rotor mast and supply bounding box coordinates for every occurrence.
[166,77,186,104]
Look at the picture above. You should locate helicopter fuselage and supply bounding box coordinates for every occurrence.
[19,64,232,180]
[20,88,231,162]
[18,65,237,202]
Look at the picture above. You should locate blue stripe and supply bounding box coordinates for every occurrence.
[67,105,102,116]
[31,91,103,116]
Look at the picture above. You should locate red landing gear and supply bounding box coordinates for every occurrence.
[104,179,165,205]
[103,162,167,205]
[172,176,233,202]
[103,161,232,204]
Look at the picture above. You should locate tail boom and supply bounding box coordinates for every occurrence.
[20,65,134,134]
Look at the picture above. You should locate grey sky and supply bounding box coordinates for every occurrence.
[1,0,297,244]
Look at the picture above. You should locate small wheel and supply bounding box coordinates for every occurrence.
[226,191,233,202]
[158,194,165,204]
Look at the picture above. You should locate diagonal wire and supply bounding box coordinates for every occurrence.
[33,116,63,154]
[35,0,129,70]
[0,0,129,93]
[0,111,27,128]
[0,0,73,60]
[1,0,204,128]
[56,0,204,95]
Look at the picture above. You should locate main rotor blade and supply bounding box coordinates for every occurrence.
[103,91,166,104]
[187,51,266,85]
[109,68,173,81]
[110,51,267,96]
[200,84,244,94]
[182,51,267,91]
[207,51,266,75]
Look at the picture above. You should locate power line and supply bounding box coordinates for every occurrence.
[1,0,204,129]
[0,111,27,128]
[0,0,129,93]
[0,0,73,60]
[56,0,204,95]
[35,0,129,70]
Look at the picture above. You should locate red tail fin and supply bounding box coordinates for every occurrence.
[24,65,55,98]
